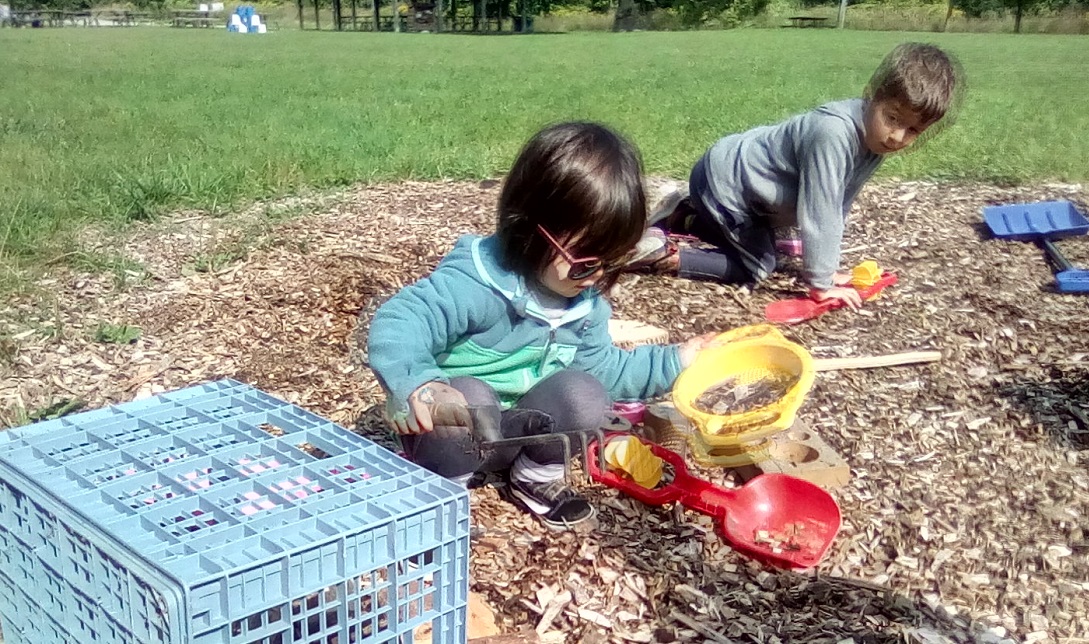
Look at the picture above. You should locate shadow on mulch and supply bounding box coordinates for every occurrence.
[760,575,983,644]
[352,403,404,453]
[585,501,995,644]
[995,368,1089,450]
[969,221,994,242]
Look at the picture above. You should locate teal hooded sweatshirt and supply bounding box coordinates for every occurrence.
[368,235,683,412]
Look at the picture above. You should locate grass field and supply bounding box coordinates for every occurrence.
[2,28,1088,280]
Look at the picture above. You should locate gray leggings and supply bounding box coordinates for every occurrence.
[399,370,611,478]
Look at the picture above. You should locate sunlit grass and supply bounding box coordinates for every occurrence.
[1,27,1086,280]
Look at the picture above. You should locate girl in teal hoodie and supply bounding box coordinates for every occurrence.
[368,122,714,530]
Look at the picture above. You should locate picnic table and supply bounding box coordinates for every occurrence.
[172,9,217,28]
[787,15,829,28]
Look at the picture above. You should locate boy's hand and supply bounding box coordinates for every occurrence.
[387,382,470,435]
[678,331,728,368]
[832,272,854,287]
[811,286,863,309]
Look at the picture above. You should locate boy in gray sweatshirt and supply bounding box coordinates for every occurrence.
[633,42,962,308]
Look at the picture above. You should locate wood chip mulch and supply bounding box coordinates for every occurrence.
[2,178,1088,644]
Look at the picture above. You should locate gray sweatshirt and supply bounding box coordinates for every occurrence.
[696,98,883,289]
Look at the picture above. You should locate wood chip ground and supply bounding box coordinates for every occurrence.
[2,179,1088,644]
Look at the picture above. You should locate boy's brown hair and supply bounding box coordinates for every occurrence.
[865,42,964,127]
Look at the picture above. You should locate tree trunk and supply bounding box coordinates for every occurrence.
[837,0,848,28]
[942,0,953,32]
[1014,0,1023,33]
[613,0,639,31]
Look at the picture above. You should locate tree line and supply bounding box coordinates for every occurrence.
[12,0,1086,31]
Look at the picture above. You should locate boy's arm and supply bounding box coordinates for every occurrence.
[570,301,683,401]
[795,120,857,291]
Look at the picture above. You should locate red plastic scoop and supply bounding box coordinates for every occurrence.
[764,272,899,325]
[588,435,841,569]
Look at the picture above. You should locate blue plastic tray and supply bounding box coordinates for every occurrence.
[983,200,1089,241]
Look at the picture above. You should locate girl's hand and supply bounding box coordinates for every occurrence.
[811,286,863,309]
[678,331,726,368]
[387,382,470,434]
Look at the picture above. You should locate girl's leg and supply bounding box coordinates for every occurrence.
[502,370,609,529]
[508,369,610,465]
[399,376,506,481]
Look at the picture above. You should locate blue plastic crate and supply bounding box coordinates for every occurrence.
[0,379,469,644]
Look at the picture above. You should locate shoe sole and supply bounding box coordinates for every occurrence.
[626,233,669,266]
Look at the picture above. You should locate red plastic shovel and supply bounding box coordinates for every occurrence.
[587,435,841,569]
[764,272,899,325]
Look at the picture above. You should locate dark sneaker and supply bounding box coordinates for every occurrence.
[506,478,597,530]
[649,190,696,235]
[624,228,677,273]
[648,188,689,227]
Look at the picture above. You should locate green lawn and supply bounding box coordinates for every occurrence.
[2,28,1088,272]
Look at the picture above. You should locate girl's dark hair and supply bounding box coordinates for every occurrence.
[496,121,647,292]
[865,42,966,144]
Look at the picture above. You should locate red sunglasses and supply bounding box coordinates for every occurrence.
[536,225,605,281]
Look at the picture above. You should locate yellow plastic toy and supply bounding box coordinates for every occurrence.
[672,325,815,449]
[850,260,883,289]
[603,435,663,489]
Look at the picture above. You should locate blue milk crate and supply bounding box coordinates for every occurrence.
[0,380,470,644]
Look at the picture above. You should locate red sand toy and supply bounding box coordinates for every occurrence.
[588,434,841,570]
[765,271,898,325]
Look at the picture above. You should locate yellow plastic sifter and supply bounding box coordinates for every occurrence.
[672,325,815,466]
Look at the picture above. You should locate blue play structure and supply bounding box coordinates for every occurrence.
[228,5,266,32]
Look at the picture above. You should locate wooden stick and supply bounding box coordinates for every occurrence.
[813,351,942,372]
